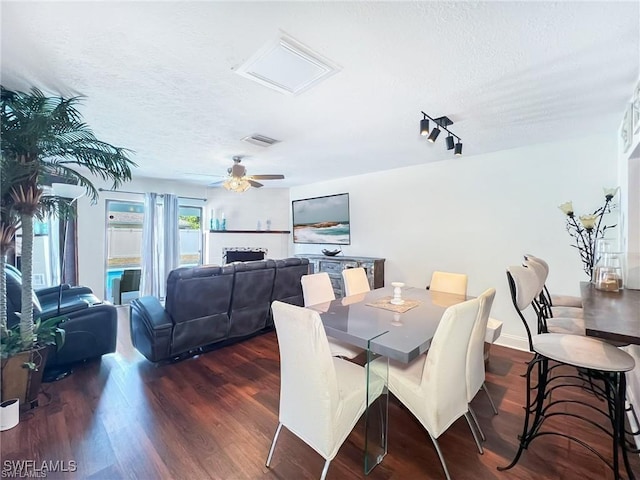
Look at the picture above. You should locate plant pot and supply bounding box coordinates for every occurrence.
[1,345,50,407]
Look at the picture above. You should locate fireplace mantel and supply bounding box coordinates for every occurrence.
[207,230,291,265]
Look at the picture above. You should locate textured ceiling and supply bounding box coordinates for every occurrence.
[2,1,638,188]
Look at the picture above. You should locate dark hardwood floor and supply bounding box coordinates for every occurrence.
[2,306,638,479]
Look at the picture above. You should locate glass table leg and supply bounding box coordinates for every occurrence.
[364,347,388,474]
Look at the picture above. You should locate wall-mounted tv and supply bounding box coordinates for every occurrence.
[292,193,350,245]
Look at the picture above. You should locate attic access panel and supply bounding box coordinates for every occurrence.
[235,33,340,95]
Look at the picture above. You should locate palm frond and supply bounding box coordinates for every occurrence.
[1,86,136,205]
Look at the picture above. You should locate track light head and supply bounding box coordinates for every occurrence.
[427,127,440,143]
[446,135,455,150]
[420,118,430,136]
[454,142,463,156]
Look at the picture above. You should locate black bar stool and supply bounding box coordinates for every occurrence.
[499,333,636,480]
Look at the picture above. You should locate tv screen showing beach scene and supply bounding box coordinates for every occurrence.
[292,193,351,245]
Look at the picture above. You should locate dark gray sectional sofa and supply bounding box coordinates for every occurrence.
[129,257,309,362]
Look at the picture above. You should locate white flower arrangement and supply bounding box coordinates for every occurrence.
[558,187,619,278]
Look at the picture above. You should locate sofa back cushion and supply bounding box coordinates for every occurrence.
[166,264,235,355]
[272,258,309,306]
[228,260,276,338]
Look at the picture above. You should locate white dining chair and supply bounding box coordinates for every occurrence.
[369,296,483,480]
[266,301,384,480]
[429,271,467,296]
[429,270,503,369]
[342,267,371,296]
[466,288,498,443]
[301,272,365,359]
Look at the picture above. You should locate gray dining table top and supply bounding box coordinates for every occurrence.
[308,286,468,363]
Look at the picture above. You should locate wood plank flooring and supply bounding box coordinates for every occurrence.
[1,306,638,479]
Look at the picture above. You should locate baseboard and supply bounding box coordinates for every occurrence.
[494,333,530,352]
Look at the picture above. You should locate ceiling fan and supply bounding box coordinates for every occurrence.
[209,156,285,192]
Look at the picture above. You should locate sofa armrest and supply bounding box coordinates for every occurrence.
[130,296,173,362]
[45,303,118,368]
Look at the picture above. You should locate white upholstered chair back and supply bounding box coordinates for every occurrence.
[418,297,481,437]
[466,288,496,402]
[271,301,341,458]
[301,272,336,307]
[429,271,468,296]
[342,267,370,296]
[301,272,364,359]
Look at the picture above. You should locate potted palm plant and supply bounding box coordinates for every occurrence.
[0,86,135,406]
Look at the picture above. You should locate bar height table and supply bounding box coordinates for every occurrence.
[581,282,640,346]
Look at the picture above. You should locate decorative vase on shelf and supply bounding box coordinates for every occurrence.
[209,209,220,230]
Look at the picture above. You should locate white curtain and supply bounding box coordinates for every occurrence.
[47,215,61,287]
[163,194,180,295]
[140,193,181,298]
[140,193,162,297]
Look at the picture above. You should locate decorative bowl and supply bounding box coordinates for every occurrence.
[322,249,341,257]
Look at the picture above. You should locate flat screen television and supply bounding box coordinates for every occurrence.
[292,193,350,245]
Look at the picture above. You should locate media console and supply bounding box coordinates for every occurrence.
[295,254,385,298]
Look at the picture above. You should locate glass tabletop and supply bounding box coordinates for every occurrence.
[310,286,468,363]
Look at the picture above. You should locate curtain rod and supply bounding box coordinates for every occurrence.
[98,188,206,202]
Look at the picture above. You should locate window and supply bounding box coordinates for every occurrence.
[178,205,203,267]
[104,199,203,300]
[105,200,143,301]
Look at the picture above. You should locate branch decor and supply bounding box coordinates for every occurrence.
[558,187,618,279]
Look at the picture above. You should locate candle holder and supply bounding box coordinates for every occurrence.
[390,282,405,305]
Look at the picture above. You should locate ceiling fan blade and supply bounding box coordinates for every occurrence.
[250,174,285,180]
[208,180,226,187]
[248,179,264,188]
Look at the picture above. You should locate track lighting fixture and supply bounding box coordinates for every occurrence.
[419,111,463,156]
[446,135,455,150]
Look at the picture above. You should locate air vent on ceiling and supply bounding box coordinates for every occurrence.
[241,134,280,147]
[235,32,341,96]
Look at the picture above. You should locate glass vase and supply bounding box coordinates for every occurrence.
[594,252,624,292]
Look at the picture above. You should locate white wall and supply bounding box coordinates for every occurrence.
[292,133,619,351]
[204,187,290,231]
[203,187,291,263]
[76,177,290,299]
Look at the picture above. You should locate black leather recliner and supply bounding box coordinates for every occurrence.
[4,265,118,371]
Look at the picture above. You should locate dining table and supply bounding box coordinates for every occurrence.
[306,285,469,474]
